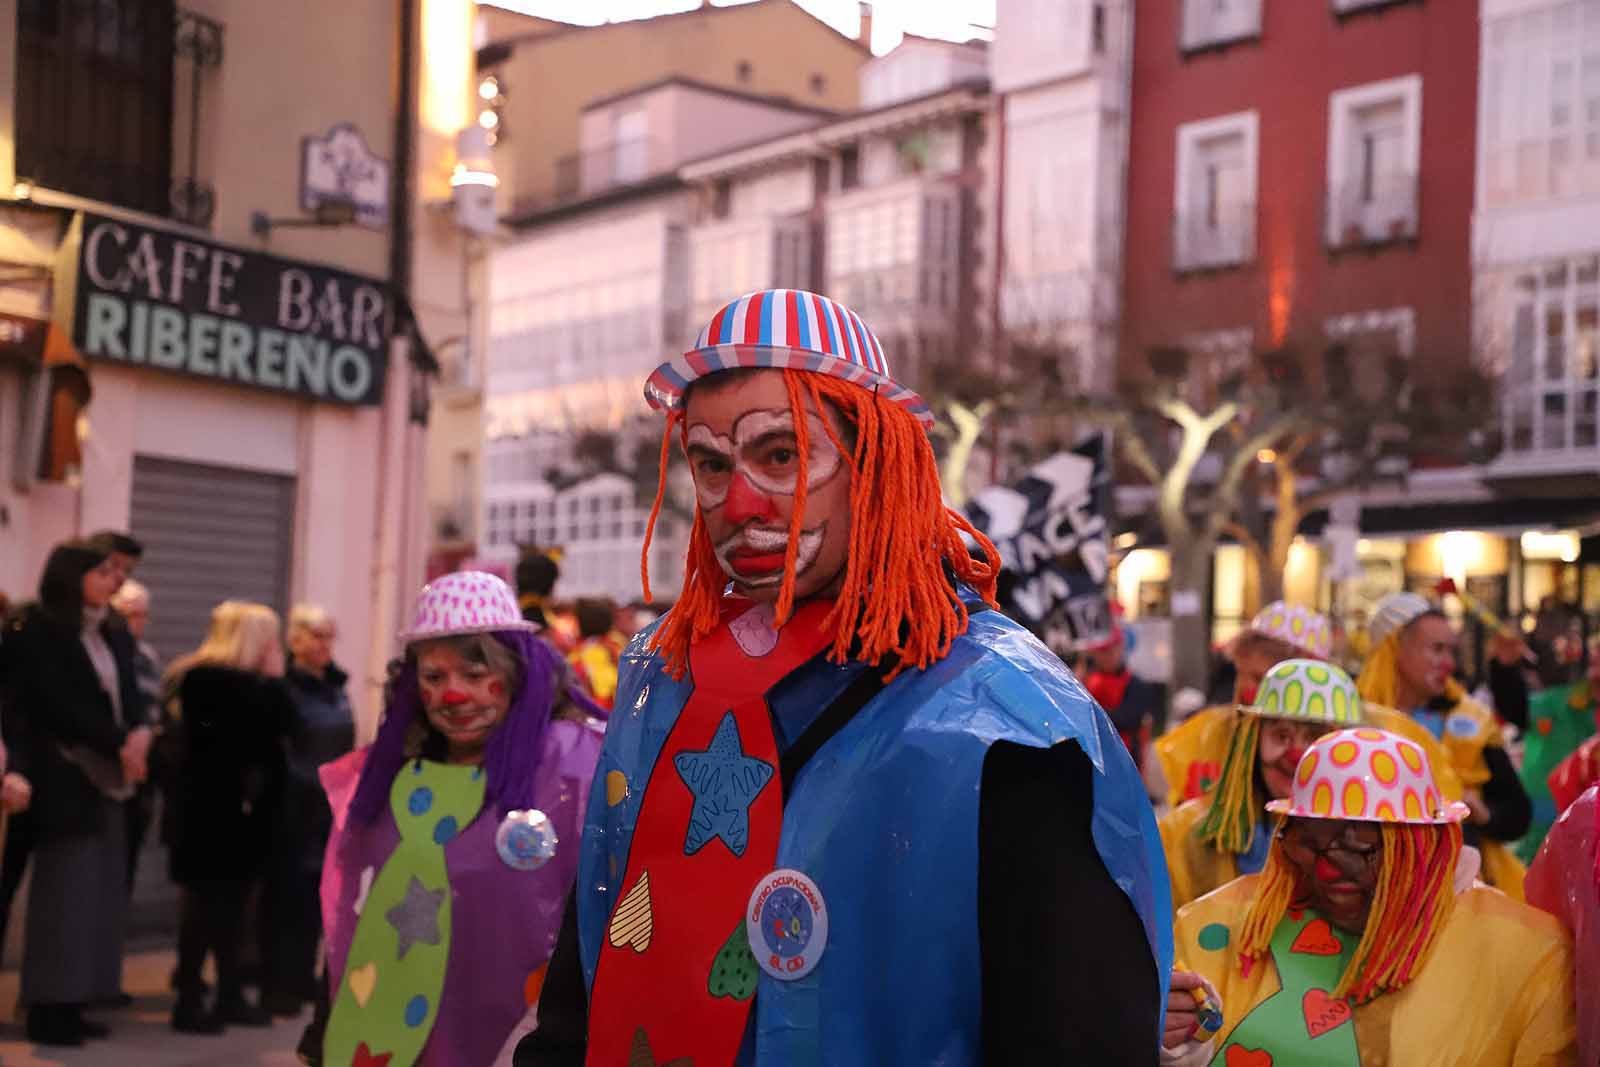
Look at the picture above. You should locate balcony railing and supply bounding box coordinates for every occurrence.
[1180,0,1262,53]
[1172,202,1256,272]
[1326,173,1418,250]
[14,3,223,227]
[553,137,659,200]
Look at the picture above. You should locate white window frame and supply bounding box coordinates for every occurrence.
[1324,307,1417,358]
[1173,110,1259,272]
[1326,75,1423,248]
[1181,327,1254,405]
[1180,0,1263,53]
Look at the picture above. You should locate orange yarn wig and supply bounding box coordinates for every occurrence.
[641,368,1001,679]
[1238,819,1463,1004]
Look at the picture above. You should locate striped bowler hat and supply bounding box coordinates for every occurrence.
[645,289,933,428]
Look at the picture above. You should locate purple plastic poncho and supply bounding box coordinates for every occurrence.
[320,717,602,1066]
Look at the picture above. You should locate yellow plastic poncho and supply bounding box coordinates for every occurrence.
[1160,796,1245,912]
[1358,633,1527,899]
[1175,876,1577,1066]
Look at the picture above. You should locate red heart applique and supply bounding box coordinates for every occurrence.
[353,1043,395,1067]
[1302,987,1353,1039]
[1225,1046,1274,1067]
[1290,918,1342,956]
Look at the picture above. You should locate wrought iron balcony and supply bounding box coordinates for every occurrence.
[13,3,223,227]
[1172,202,1256,273]
[1326,173,1418,250]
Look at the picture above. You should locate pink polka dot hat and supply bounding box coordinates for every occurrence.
[1267,727,1471,825]
[399,570,539,643]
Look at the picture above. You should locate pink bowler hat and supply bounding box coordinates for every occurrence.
[1267,728,1470,825]
[644,288,934,429]
[399,570,539,643]
[1245,601,1333,660]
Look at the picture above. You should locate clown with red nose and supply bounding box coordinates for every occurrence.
[1159,659,1366,913]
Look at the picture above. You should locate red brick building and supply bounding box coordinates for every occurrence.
[1120,0,1478,392]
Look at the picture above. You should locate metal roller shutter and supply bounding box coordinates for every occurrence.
[129,455,296,663]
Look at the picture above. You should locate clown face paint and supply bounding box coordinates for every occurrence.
[684,369,853,603]
[1256,718,1334,801]
[1280,817,1382,934]
[415,641,514,764]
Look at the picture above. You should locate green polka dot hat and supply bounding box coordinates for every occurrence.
[1241,657,1364,726]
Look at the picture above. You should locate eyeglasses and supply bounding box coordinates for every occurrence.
[1279,822,1381,866]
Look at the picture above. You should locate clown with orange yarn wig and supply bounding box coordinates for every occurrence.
[515,290,1173,1067]
[1162,728,1576,1066]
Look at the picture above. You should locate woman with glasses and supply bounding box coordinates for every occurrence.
[1161,728,1576,1065]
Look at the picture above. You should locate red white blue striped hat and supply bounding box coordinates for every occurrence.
[645,288,933,428]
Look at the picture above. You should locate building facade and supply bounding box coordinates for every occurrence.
[480,78,838,602]
[0,0,483,732]
[424,0,874,582]
[992,0,1133,398]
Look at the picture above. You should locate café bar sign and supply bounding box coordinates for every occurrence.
[71,212,388,405]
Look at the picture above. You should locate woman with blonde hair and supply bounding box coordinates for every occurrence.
[164,600,292,1034]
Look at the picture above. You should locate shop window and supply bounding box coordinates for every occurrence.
[1327,75,1422,247]
[1180,0,1262,53]
[1173,111,1258,272]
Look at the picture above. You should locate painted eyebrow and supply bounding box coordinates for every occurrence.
[741,428,800,451]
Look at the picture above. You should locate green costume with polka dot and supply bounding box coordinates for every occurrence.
[1208,911,1361,1066]
[325,761,486,1067]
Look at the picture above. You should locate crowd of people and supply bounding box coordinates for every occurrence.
[0,533,361,1044]
[0,286,1596,1065]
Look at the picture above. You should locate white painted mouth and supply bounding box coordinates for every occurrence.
[716,525,825,588]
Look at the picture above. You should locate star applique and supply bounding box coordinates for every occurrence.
[673,711,774,857]
[630,1026,694,1067]
[386,875,445,960]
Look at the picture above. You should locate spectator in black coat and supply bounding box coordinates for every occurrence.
[0,540,151,1046]
[163,601,291,1034]
[259,603,354,1016]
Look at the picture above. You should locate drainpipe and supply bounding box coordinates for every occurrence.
[987,90,1006,483]
[365,0,420,734]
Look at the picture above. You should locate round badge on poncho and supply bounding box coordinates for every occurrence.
[746,869,827,982]
[496,809,558,871]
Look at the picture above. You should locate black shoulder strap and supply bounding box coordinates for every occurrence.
[778,660,893,799]
[777,600,991,798]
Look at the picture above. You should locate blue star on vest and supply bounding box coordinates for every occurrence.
[673,711,774,857]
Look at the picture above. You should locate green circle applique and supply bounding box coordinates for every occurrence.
[1283,681,1304,714]
[1306,664,1330,685]
[1198,923,1231,951]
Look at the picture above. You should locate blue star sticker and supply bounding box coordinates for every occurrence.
[673,711,774,857]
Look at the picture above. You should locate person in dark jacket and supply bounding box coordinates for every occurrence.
[0,540,152,1046]
[109,578,161,900]
[516,548,561,629]
[259,603,354,1016]
[164,601,291,1034]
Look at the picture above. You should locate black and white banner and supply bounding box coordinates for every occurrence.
[966,434,1113,647]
